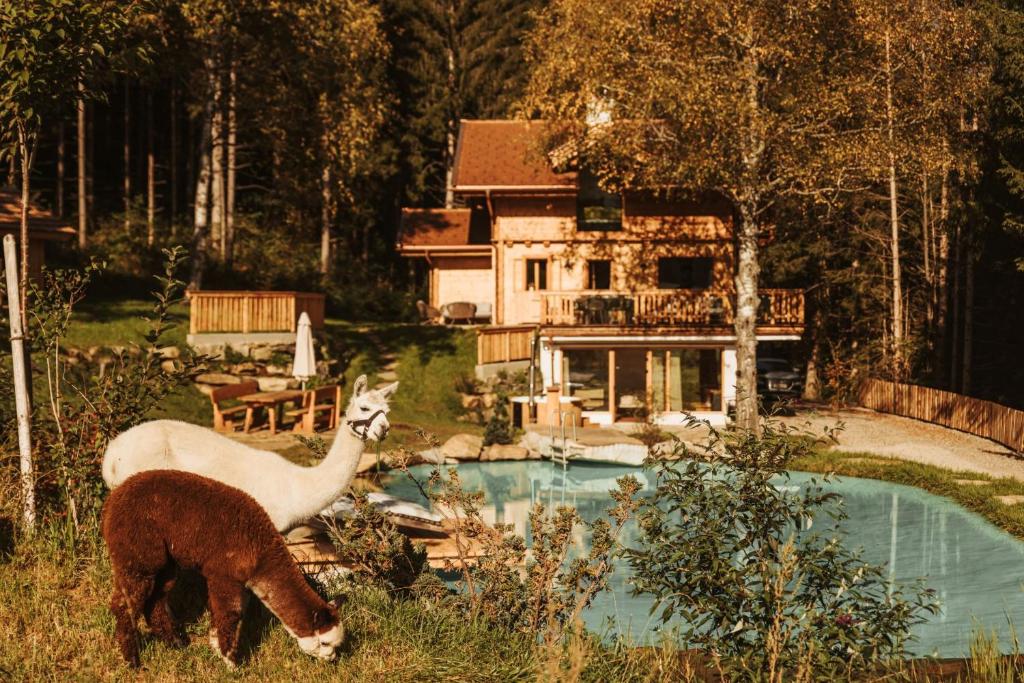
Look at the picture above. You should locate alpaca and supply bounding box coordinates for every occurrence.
[102,470,343,668]
[101,375,396,531]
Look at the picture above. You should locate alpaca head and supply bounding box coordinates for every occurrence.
[295,604,343,660]
[344,374,397,442]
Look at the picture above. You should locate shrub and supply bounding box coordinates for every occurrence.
[625,419,938,681]
[482,394,514,446]
[2,247,207,544]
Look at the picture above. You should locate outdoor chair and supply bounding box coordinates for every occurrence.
[441,301,477,324]
[708,296,726,325]
[209,380,259,433]
[416,299,442,324]
[287,384,342,435]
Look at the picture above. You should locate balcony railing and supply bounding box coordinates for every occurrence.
[539,289,804,328]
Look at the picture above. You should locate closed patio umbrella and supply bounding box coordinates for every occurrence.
[293,312,317,388]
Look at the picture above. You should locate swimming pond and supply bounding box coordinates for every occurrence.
[382,460,1024,657]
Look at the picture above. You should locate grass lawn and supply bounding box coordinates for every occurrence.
[58,298,481,439]
[791,448,1024,540]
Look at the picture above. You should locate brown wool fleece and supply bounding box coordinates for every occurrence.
[102,469,337,667]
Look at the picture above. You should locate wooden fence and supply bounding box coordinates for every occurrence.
[477,326,535,364]
[187,291,325,334]
[858,378,1024,453]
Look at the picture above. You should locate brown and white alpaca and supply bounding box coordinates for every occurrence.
[102,470,343,668]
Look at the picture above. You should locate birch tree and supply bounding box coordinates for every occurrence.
[0,0,136,319]
[525,0,858,432]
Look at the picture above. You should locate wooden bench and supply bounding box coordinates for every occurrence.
[287,385,342,434]
[210,381,259,432]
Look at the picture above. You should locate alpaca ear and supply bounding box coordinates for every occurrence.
[352,374,368,396]
[378,381,399,400]
[313,606,335,630]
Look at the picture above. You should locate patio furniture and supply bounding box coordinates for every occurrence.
[237,388,305,435]
[416,299,442,324]
[441,301,477,324]
[708,296,725,325]
[209,381,260,432]
[577,296,608,324]
[286,385,342,434]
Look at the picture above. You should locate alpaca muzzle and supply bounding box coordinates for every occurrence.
[347,410,387,441]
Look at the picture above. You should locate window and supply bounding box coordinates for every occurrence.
[526,259,547,290]
[561,349,609,411]
[577,171,622,231]
[657,257,713,289]
[587,260,611,289]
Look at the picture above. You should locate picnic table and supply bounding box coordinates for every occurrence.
[238,389,305,435]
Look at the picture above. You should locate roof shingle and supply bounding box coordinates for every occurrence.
[452,120,576,190]
[399,208,473,247]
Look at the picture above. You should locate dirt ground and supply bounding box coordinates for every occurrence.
[781,407,1024,481]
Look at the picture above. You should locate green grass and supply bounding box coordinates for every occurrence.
[791,448,1024,540]
[64,299,189,350]
[59,298,481,436]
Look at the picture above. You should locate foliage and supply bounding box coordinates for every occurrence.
[482,393,513,446]
[391,432,642,647]
[15,247,206,543]
[625,420,939,681]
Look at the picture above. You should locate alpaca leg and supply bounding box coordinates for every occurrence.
[110,571,154,668]
[206,577,245,667]
[144,565,187,648]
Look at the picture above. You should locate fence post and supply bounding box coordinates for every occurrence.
[3,235,35,529]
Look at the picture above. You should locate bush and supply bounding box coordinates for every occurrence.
[625,420,938,681]
[483,394,514,446]
[1,248,207,545]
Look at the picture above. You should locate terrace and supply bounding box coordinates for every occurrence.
[539,288,804,332]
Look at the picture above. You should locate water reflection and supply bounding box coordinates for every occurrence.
[383,461,1024,656]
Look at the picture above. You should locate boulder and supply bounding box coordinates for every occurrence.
[460,394,483,410]
[440,433,483,461]
[234,361,259,375]
[251,346,274,362]
[257,376,299,392]
[158,346,181,360]
[481,444,530,461]
[194,383,216,396]
[195,372,241,385]
[481,392,498,409]
[160,359,178,373]
[264,363,288,376]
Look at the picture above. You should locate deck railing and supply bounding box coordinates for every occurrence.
[477,326,535,364]
[858,378,1024,453]
[187,291,326,334]
[539,288,803,328]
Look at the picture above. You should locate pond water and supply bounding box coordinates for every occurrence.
[383,460,1024,657]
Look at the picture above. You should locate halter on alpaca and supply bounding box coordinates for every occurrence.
[347,409,388,441]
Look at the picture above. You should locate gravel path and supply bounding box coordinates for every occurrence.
[781,408,1024,481]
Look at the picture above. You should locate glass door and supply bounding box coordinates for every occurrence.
[613,348,647,421]
[651,349,722,412]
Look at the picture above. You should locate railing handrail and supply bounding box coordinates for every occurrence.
[188,290,326,334]
[187,290,325,298]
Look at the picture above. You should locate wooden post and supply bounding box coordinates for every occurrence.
[4,235,35,529]
[608,348,616,423]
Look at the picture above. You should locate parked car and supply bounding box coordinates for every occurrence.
[757,358,804,402]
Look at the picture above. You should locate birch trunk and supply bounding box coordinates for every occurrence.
[146,89,156,246]
[123,81,132,232]
[190,62,216,290]
[225,65,236,269]
[320,129,332,276]
[210,66,225,260]
[936,156,950,384]
[884,29,904,376]
[16,124,32,328]
[444,3,456,209]
[734,198,760,432]
[76,93,87,249]
[56,122,64,218]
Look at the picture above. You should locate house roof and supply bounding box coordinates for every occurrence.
[0,188,75,241]
[398,208,474,247]
[452,120,577,191]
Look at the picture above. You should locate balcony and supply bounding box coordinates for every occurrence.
[539,289,804,330]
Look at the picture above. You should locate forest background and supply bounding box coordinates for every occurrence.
[2,0,1023,410]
